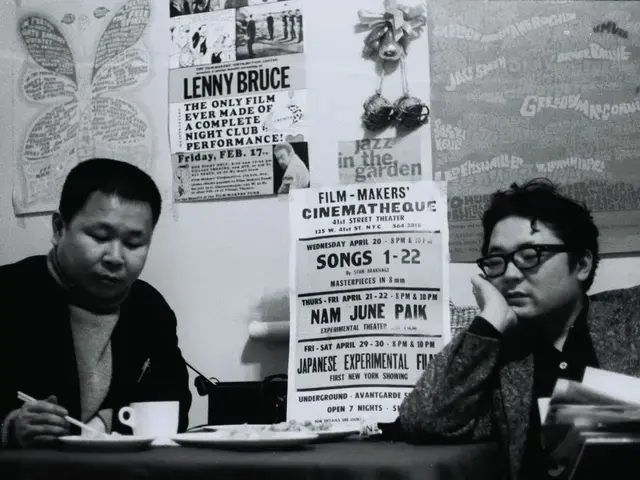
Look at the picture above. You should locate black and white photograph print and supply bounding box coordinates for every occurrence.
[170,0,225,17]
[170,9,236,68]
[235,0,303,60]
[272,141,309,195]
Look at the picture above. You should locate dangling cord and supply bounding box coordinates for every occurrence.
[396,54,429,128]
[376,59,386,95]
[371,62,383,185]
[399,55,410,98]
[362,58,396,131]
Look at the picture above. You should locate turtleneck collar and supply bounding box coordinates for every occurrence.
[46,248,130,314]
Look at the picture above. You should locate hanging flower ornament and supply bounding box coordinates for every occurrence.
[358,0,426,61]
[358,1,430,132]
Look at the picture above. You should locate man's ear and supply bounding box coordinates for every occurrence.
[51,212,65,246]
[575,249,594,283]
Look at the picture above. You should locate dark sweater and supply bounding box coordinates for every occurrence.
[0,255,192,441]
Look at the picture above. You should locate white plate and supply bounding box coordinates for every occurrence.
[58,435,155,451]
[171,431,318,450]
[313,427,360,441]
[205,424,360,442]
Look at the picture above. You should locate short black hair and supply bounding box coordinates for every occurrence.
[274,143,293,154]
[481,178,600,291]
[58,158,162,227]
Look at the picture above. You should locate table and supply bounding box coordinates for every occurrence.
[0,439,500,480]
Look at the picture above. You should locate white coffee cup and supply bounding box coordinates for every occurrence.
[118,401,179,437]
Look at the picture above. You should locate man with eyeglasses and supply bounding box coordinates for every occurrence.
[398,179,640,480]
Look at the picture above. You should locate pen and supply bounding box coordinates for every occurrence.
[137,358,151,384]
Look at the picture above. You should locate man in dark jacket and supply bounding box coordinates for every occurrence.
[400,179,640,479]
[0,158,191,448]
[246,15,256,58]
[267,15,274,40]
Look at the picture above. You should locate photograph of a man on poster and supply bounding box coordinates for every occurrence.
[273,142,310,195]
[235,1,303,60]
[174,164,192,198]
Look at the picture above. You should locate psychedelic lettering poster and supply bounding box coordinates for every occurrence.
[429,0,640,261]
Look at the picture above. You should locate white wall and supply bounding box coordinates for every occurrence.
[1,0,639,429]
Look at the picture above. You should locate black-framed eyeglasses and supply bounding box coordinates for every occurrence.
[476,244,572,278]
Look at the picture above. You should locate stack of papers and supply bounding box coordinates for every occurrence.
[544,367,640,431]
[540,368,640,479]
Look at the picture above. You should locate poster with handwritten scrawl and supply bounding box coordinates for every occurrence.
[13,0,155,214]
[429,0,640,262]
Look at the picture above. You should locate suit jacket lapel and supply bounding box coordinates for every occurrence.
[42,275,82,422]
[107,301,130,408]
[588,297,640,376]
[499,354,534,480]
[56,309,81,421]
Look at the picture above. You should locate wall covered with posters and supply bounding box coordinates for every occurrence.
[0,0,639,429]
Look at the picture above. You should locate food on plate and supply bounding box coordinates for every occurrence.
[214,424,278,439]
[212,421,335,439]
[269,420,333,432]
